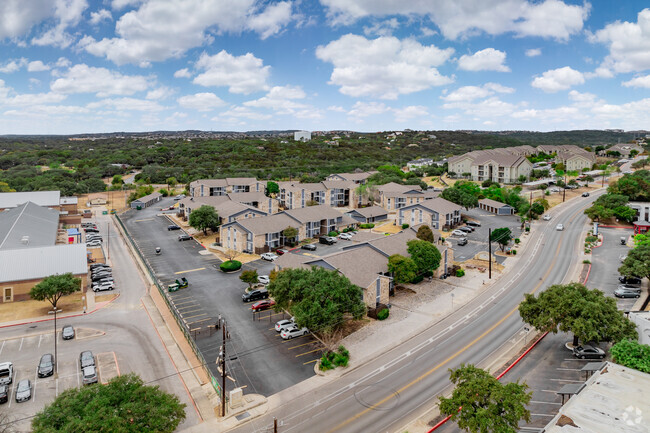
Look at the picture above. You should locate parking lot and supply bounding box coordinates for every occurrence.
[453,208,524,263]
[0,329,118,429]
[587,227,639,311]
[121,198,323,397]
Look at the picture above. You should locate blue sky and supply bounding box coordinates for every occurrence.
[0,0,649,134]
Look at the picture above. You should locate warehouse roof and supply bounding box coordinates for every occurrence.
[0,243,87,283]
[0,191,60,209]
[0,201,59,250]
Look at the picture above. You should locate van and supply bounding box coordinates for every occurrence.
[0,362,13,385]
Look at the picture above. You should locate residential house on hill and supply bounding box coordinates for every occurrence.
[397,197,462,230]
[325,171,377,184]
[600,143,644,158]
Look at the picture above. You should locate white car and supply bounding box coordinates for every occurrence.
[258,275,270,285]
[275,318,295,332]
[556,224,564,231]
[549,187,560,193]
[92,281,115,292]
[543,214,551,221]
[260,253,278,261]
[451,230,467,237]
[281,326,309,340]
[339,233,353,240]
[86,240,102,247]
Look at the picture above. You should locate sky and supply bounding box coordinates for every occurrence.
[0,0,649,135]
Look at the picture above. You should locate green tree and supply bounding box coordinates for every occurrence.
[30,273,81,310]
[612,205,636,222]
[388,254,418,284]
[529,202,545,218]
[416,225,434,243]
[111,175,123,186]
[584,204,614,221]
[633,234,650,247]
[239,269,258,288]
[31,373,186,433]
[282,226,298,244]
[534,197,550,211]
[490,228,512,252]
[0,181,15,192]
[166,176,178,192]
[407,239,441,273]
[266,181,279,196]
[268,267,365,333]
[188,205,219,235]
[595,193,629,208]
[439,364,531,433]
[441,187,478,210]
[610,340,650,373]
[619,244,650,280]
[519,282,638,346]
[582,175,594,186]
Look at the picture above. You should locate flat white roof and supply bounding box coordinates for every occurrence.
[0,243,87,283]
[0,191,60,208]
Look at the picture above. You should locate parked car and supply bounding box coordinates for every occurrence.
[84,228,99,233]
[275,318,295,332]
[0,384,7,404]
[260,252,278,261]
[90,263,110,270]
[92,281,115,292]
[582,192,590,197]
[618,284,642,291]
[458,226,473,233]
[301,244,317,251]
[281,326,309,340]
[257,275,270,285]
[167,224,181,231]
[451,230,467,237]
[319,236,337,245]
[82,366,98,385]
[572,344,605,359]
[543,214,551,221]
[0,362,12,385]
[174,194,186,200]
[556,224,564,231]
[614,287,641,298]
[275,249,289,255]
[91,275,113,283]
[79,351,95,369]
[87,240,102,247]
[62,325,75,340]
[618,276,642,286]
[457,238,468,246]
[339,232,353,240]
[242,289,269,302]
[91,272,112,279]
[37,354,54,378]
[15,379,31,403]
[466,221,481,227]
[549,187,561,193]
[178,233,192,241]
[251,299,276,312]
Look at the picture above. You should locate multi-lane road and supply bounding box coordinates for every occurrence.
[231,190,603,433]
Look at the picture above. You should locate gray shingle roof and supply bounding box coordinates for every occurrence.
[0,243,87,283]
[404,197,461,216]
[0,202,59,250]
[283,204,344,223]
[234,213,299,234]
[0,191,60,209]
[132,191,162,203]
[347,206,388,218]
[479,198,513,209]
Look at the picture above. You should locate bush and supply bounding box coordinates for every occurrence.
[585,235,598,243]
[401,223,410,229]
[377,308,389,320]
[319,355,333,371]
[220,260,242,272]
[583,259,591,264]
[359,223,375,229]
[584,248,591,254]
[512,249,517,255]
[456,269,465,277]
[525,227,530,232]
[411,274,424,284]
[319,345,350,371]
[328,231,339,237]
[158,188,169,197]
[514,238,520,244]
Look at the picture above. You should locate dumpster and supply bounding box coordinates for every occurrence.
[102,210,108,215]
[168,283,179,292]
[176,277,188,288]
[136,205,142,210]
[110,209,116,214]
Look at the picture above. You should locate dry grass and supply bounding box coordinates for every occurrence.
[0,292,85,323]
[95,293,118,303]
[372,221,402,234]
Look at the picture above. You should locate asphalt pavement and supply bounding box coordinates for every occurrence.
[121,198,322,398]
[454,208,524,263]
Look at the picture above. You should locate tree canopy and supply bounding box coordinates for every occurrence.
[519,282,637,346]
[441,186,478,210]
[608,170,650,201]
[619,244,650,280]
[266,181,279,196]
[439,364,531,433]
[416,225,434,243]
[610,340,650,374]
[387,254,418,284]
[188,205,219,235]
[268,267,365,333]
[407,239,441,274]
[31,373,186,433]
[30,273,81,310]
[490,228,512,252]
[239,269,258,288]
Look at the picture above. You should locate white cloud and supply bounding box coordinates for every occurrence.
[393,105,429,122]
[177,93,226,111]
[316,34,454,99]
[457,48,510,72]
[55,57,71,68]
[111,0,144,9]
[531,66,584,92]
[174,68,192,79]
[31,0,89,48]
[146,86,174,100]
[193,51,270,94]
[27,60,50,72]
[244,85,306,110]
[525,48,542,57]
[442,82,514,102]
[327,105,346,112]
[591,8,650,74]
[218,106,272,120]
[50,64,152,97]
[87,97,166,111]
[80,0,294,66]
[0,58,28,73]
[320,0,589,41]
[90,9,112,25]
[622,75,650,88]
[0,0,54,39]
[2,92,67,106]
[363,18,400,37]
[347,101,390,118]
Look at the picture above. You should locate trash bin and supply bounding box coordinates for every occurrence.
[136,205,142,210]
[102,210,108,215]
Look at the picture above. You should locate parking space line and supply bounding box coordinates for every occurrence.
[170,297,195,304]
[134,218,154,222]
[530,400,562,405]
[282,335,310,343]
[303,359,319,365]
[19,338,24,351]
[549,378,584,383]
[288,341,316,350]
[33,367,38,403]
[186,318,214,326]
[183,313,208,321]
[530,413,556,417]
[296,348,321,357]
[179,308,203,315]
[556,368,581,371]
[174,267,205,274]
[0,340,4,355]
[176,303,200,310]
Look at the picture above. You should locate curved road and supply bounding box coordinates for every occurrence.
[233,191,603,433]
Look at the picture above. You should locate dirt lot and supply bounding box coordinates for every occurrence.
[0,292,84,323]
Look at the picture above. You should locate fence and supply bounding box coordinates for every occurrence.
[114,213,221,397]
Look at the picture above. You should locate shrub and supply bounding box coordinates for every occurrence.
[334,353,348,367]
[583,259,591,264]
[514,238,520,244]
[158,188,169,197]
[584,248,591,254]
[512,249,517,255]
[377,308,389,321]
[456,269,465,277]
[328,231,339,237]
[525,227,530,232]
[359,223,375,229]
[411,274,424,284]
[319,355,333,371]
[401,223,410,229]
[220,260,242,272]
[585,235,598,243]
[320,346,350,370]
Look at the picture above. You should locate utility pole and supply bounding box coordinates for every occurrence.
[274,417,278,433]
[562,174,567,202]
[221,319,226,417]
[488,228,492,279]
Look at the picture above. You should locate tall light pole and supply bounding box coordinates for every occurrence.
[52,307,62,374]
[488,228,492,279]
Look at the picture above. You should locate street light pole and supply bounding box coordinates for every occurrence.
[221,319,226,417]
[488,228,492,279]
[562,174,567,202]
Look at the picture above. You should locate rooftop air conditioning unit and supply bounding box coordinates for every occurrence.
[21,236,30,245]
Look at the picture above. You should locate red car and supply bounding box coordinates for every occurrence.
[251,299,275,312]
[275,249,289,255]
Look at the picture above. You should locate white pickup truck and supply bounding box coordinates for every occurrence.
[0,362,13,385]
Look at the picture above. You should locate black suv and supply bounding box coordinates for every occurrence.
[178,233,192,241]
[242,289,269,302]
[167,225,181,231]
[618,276,642,286]
[301,244,317,251]
[319,236,336,245]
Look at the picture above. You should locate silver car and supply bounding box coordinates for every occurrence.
[15,379,31,403]
[82,366,98,385]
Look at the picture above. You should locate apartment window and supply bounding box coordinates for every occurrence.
[387,198,391,209]
[411,211,415,224]
[419,209,423,223]
[3,287,12,302]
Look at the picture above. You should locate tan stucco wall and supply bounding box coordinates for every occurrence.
[1,274,87,303]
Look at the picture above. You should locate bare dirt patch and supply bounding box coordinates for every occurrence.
[0,292,84,323]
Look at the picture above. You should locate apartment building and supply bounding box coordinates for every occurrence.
[377,182,439,212]
[189,178,262,197]
[397,197,462,230]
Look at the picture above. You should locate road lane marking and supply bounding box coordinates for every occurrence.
[296,348,321,357]
[327,237,564,432]
[174,267,205,274]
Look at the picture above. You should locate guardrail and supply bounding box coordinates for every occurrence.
[114,213,221,397]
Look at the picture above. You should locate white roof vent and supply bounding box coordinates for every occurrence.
[21,236,30,245]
